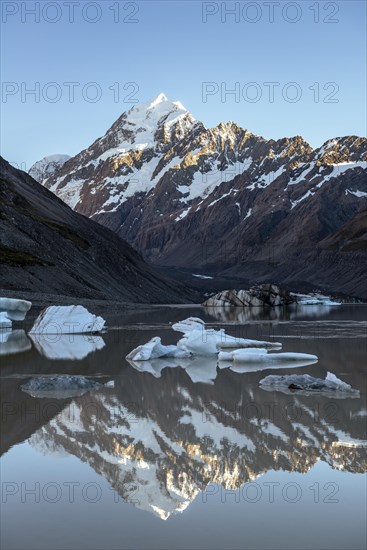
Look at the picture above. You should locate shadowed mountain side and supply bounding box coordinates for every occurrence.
[0,157,197,303]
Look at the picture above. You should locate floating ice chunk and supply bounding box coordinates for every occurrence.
[29,333,105,360]
[291,293,341,306]
[177,329,219,356]
[171,317,206,334]
[177,328,280,356]
[21,375,109,399]
[0,330,31,355]
[0,312,12,328]
[29,305,106,334]
[126,336,190,361]
[173,318,281,355]
[259,372,360,397]
[0,297,32,320]
[219,355,318,374]
[218,337,282,349]
[126,318,282,362]
[218,349,317,363]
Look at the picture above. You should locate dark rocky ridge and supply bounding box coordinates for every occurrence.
[0,157,196,303]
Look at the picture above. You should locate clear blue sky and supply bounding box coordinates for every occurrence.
[1,0,366,170]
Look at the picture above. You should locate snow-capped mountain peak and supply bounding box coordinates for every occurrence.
[35,97,367,294]
[117,93,194,144]
[28,154,71,183]
[145,91,186,112]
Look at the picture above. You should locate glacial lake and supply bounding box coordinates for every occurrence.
[1,304,366,550]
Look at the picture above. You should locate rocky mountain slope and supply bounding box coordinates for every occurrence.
[36,94,367,297]
[0,157,193,303]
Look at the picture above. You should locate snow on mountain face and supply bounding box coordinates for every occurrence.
[43,94,312,218]
[43,93,201,212]
[28,154,71,184]
[41,95,367,293]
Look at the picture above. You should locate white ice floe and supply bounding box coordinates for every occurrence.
[0,330,31,355]
[218,349,317,363]
[218,351,318,373]
[177,328,281,356]
[0,297,32,320]
[29,334,105,360]
[173,317,281,355]
[259,372,360,397]
[127,317,281,362]
[0,312,12,329]
[29,305,106,334]
[291,293,341,306]
[20,375,110,399]
[171,317,206,334]
[126,336,190,361]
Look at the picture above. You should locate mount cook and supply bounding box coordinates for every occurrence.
[30,93,367,298]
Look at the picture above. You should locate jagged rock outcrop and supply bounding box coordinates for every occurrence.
[203,284,295,307]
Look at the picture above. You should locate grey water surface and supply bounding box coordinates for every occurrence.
[1,304,366,550]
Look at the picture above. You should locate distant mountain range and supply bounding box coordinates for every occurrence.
[29,93,367,298]
[0,157,192,303]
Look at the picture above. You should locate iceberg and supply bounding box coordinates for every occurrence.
[29,305,106,334]
[259,372,360,397]
[126,317,282,363]
[219,357,318,374]
[291,293,341,306]
[126,336,190,361]
[0,297,32,321]
[0,329,31,355]
[218,349,318,363]
[177,329,222,356]
[29,333,105,360]
[218,338,282,349]
[171,317,206,334]
[174,318,281,356]
[0,312,12,329]
[21,375,108,399]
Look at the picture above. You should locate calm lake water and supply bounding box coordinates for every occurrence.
[1,304,366,550]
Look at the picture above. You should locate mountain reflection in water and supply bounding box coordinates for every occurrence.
[1,306,366,529]
[5,363,366,521]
